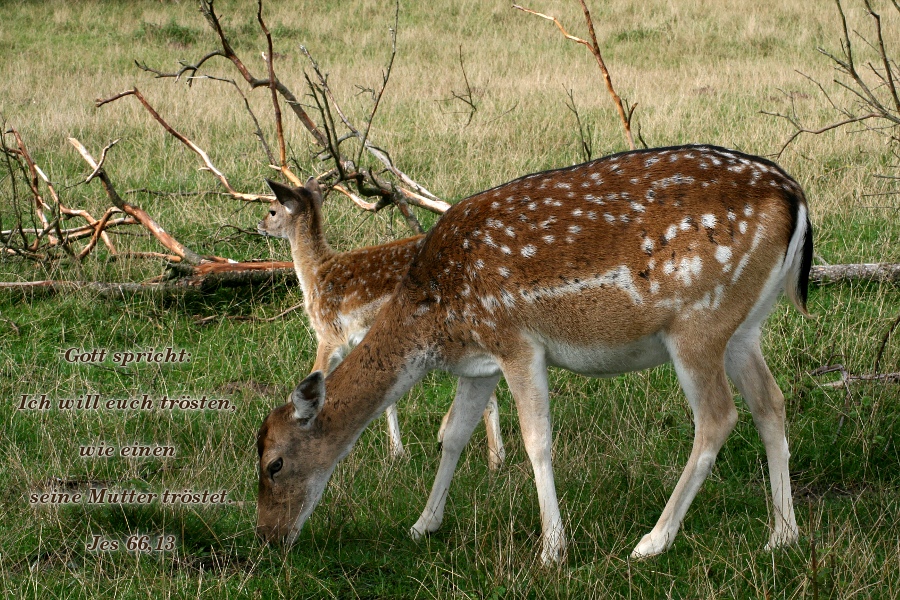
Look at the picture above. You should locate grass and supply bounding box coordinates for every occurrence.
[1,0,899,598]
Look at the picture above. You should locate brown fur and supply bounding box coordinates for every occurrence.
[257,146,811,563]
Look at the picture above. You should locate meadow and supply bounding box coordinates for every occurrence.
[1,0,898,597]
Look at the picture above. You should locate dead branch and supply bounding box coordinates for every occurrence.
[257,0,302,186]
[96,88,272,202]
[513,2,636,150]
[810,263,900,284]
[4,126,120,258]
[138,0,446,230]
[300,45,446,209]
[766,0,899,163]
[67,137,206,265]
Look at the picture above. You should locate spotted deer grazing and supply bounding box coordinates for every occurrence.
[256,145,812,564]
[258,178,505,467]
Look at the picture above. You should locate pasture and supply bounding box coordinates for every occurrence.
[1,0,898,597]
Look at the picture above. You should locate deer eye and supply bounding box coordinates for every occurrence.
[269,210,276,217]
[268,457,283,478]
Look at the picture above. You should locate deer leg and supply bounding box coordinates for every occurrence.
[503,346,565,565]
[726,331,799,551]
[439,388,505,471]
[410,374,500,539]
[632,341,737,559]
[482,393,505,471]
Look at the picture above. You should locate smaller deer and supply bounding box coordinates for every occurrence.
[258,178,505,467]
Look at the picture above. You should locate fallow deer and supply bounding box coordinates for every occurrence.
[258,179,505,467]
[256,145,812,564]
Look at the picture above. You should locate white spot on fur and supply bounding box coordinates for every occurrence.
[680,217,692,231]
[675,256,703,286]
[649,281,660,294]
[715,246,732,264]
[642,238,654,254]
[701,214,717,229]
[739,221,748,234]
[475,259,485,269]
[744,204,754,217]
[500,245,512,255]
[521,244,536,258]
[555,182,572,190]
[631,202,645,213]
[572,208,583,217]
[604,213,616,223]
[568,225,582,234]
[663,260,675,275]
[543,235,555,244]
[665,225,678,241]
[498,267,510,278]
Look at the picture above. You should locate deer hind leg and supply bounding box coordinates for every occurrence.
[503,345,565,565]
[632,338,737,559]
[410,374,500,539]
[726,330,799,551]
[437,391,505,471]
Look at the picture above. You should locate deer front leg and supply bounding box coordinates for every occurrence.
[411,374,500,539]
[437,389,505,471]
[482,393,505,471]
[503,346,565,565]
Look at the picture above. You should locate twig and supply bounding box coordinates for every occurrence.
[450,45,479,126]
[513,2,636,150]
[357,0,400,164]
[96,88,272,202]
[874,312,900,375]
[257,0,302,186]
[564,88,593,161]
[301,45,443,204]
[67,137,206,265]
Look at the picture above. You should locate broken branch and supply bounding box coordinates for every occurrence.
[513,1,636,150]
[67,137,206,265]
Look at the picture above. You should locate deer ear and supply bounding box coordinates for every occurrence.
[266,179,302,215]
[305,177,324,208]
[290,371,325,426]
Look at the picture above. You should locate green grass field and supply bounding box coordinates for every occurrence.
[1,0,899,597]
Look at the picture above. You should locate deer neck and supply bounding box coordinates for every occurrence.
[317,314,432,451]
[287,216,334,297]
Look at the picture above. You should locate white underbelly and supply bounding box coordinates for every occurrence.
[539,333,670,377]
[447,333,670,380]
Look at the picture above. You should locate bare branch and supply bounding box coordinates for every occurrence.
[513,2,636,150]
[67,137,206,265]
[96,88,272,202]
[257,0,302,186]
